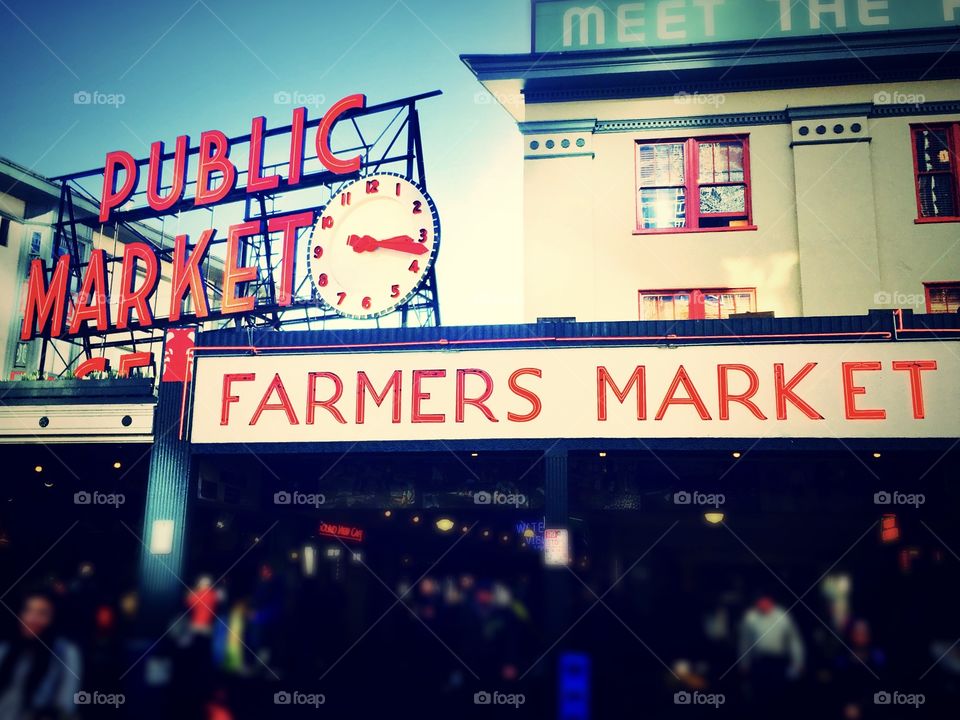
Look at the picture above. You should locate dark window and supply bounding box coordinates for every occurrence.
[0,217,10,247]
[925,282,960,313]
[912,124,960,221]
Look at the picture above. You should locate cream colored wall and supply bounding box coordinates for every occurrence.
[520,80,960,322]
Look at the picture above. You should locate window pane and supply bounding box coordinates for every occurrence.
[699,141,744,184]
[928,286,960,314]
[704,291,756,319]
[919,174,956,218]
[915,129,952,172]
[723,291,756,318]
[639,188,686,229]
[642,294,691,320]
[700,185,746,214]
[638,143,685,187]
[703,293,721,319]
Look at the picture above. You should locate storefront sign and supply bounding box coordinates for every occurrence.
[544,528,570,566]
[533,0,960,53]
[190,341,960,442]
[19,93,428,340]
[319,521,364,543]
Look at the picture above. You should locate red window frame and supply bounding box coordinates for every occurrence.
[634,135,756,235]
[911,123,960,224]
[924,281,960,313]
[638,287,757,320]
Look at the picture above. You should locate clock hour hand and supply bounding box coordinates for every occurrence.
[347,234,428,256]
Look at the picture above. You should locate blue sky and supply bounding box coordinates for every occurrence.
[0,0,529,324]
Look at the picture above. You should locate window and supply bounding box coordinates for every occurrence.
[0,217,9,247]
[911,124,960,222]
[13,342,29,368]
[639,288,757,320]
[635,136,754,233]
[925,282,960,314]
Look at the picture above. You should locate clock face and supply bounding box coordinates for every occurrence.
[307,172,440,320]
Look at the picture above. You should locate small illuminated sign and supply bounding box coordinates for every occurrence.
[545,527,570,566]
[319,521,365,543]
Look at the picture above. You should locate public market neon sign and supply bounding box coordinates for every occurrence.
[19,94,367,342]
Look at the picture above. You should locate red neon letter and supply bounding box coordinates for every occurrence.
[99,150,139,223]
[316,94,366,174]
[169,230,213,322]
[69,249,110,334]
[247,116,279,194]
[456,369,497,423]
[20,256,70,340]
[597,366,646,421]
[412,370,446,423]
[717,364,767,421]
[195,130,236,207]
[250,373,299,425]
[307,372,347,424]
[146,136,188,212]
[222,221,259,315]
[655,366,711,421]
[221,373,255,425]
[118,352,153,377]
[507,368,542,422]
[356,371,402,424]
[288,106,306,186]
[117,242,160,330]
[268,211,314,306]
[774,363,824,420]
[842,362,886,420]
[892,360,938,419]
[74,357,108,379]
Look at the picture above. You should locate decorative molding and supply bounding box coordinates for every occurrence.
[791,138,872,147]
[787,104,874,120]
[518,118,597,135]
[524,152,595,161]
[595,112,788,133]
[872,101,960,117]
[591,103,960,134]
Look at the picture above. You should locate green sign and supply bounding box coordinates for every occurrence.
[533,0,960,53]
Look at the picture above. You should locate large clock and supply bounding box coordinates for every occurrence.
[307,172,440,320]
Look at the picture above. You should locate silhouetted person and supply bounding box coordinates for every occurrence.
[0,591,82,719]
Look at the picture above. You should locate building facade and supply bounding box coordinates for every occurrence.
[0,5,959,716]
[464,4,960,322]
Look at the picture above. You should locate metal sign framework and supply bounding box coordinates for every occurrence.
[39,90,443,377]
